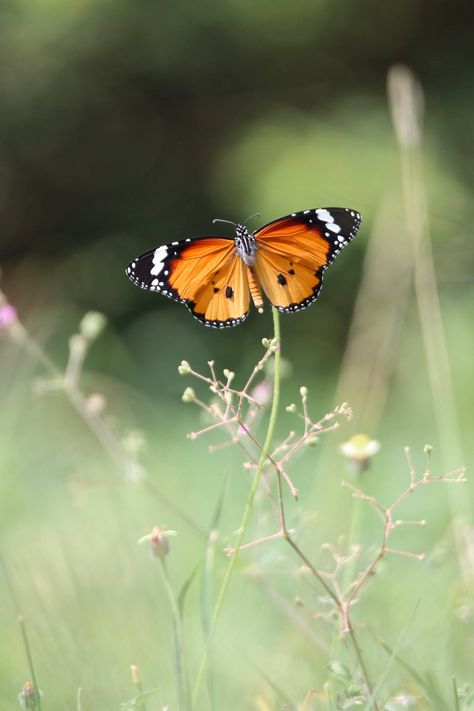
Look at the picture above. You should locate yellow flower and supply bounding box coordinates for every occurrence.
[340,434,380,474]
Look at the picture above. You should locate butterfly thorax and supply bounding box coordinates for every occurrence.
[234,225,257,267]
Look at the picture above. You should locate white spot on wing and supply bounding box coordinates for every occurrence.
[326,222,341,234]
[316,208,334,223]
[151,245,168,275]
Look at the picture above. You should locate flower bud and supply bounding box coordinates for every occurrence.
[340,434,381,475]
[85,392,106,415]
[182,387,196,403]
[223,368,235,383]
[18,681,42,709]
[149,526,169,558]
[299,386,308,399]
[286,403,297,413]
[250,380,272,407]
[79,311,106,341]
[138,526,176,559]
[178,360,191,375]
[0,304,17,329]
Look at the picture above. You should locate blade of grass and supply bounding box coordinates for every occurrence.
[387,64,471,553]
[365,599,420,709]
[200,470,230,711]
[452,676,460,711]
[376,636,449,710]
[245,653,295,709]
[1,558,41,710]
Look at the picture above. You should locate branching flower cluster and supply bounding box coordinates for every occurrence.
[179,339,352,502]
[179,340,467,708]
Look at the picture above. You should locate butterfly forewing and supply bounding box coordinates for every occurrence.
[254,207,361,313]
[190,251,249,327]
[126,237,250,328]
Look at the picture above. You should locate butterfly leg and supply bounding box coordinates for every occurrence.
[246,267,264,313]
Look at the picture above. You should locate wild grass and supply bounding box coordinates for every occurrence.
[0,65,472,710]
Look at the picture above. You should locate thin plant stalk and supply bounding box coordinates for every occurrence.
[1,558,41,710]
[191,306,282,709]
[159,559,190,711]
[273,465,377,704]
[18,615,41,710]
[387,65,471,546]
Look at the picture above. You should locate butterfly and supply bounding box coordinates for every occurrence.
[126,207,361,328]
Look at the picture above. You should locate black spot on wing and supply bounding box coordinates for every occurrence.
[277,273,287,286]
[225,286,233,298]
[277,267,325,315]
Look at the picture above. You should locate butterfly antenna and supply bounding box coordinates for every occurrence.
[244,211,261,227]
[212,218,237,227]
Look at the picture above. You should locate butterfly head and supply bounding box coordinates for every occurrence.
[235,224,257,267]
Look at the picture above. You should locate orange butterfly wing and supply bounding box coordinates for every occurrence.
[126,238,249,328]
[254,208,361,312]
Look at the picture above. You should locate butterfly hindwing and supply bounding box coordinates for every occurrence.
[126,237,249,328]
[254,207,361,313]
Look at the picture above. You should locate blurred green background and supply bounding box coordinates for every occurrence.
[1,1,474,709]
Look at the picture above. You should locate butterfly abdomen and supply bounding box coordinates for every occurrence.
[246,267,264,313]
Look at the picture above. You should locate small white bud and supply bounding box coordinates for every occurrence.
[178,360,191,375]
[79,311,106,341]
[223,368,235,383]
[182,387,196,403]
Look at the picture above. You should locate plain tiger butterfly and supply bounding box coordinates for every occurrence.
[126,207,361,328]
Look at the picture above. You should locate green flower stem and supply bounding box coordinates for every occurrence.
[19,615,42,710]
[191,307,281,710]
[1,558,41,710]
[159,559,189,711]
